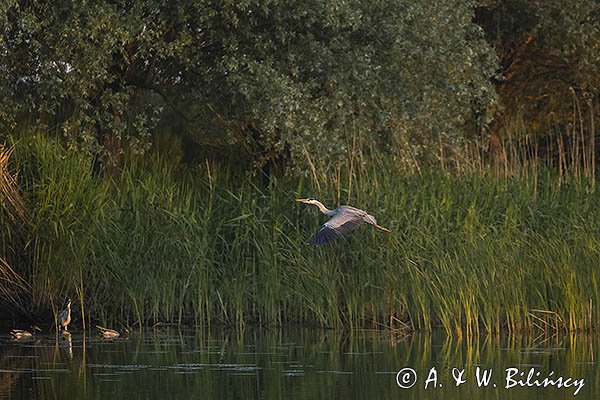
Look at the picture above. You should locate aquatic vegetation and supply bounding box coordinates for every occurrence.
[1,136,599,335]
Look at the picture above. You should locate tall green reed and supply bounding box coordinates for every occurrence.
[1,135,599,336]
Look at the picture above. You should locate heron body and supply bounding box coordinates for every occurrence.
[296,198,390,245]
[58,299,72,331]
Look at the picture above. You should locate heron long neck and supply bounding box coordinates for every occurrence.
[314,201,335,216]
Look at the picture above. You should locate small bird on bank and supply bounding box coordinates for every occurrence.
[10,325,42,340]
[96,326,120,339]
[58,299,72,331]
[296,198,390,245]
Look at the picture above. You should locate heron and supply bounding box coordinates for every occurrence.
[295,198,390,245]
[10,325,42,340]
[58,299,72,331]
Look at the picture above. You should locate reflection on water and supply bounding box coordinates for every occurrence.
[0,328,598,399]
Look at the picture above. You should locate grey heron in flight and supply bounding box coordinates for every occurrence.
[296,198,390,245]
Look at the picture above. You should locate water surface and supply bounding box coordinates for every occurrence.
[0,328,597,399]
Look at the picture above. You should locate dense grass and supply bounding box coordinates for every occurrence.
[1,136,599,336]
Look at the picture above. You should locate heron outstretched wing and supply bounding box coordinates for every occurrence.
[313,208,366,245]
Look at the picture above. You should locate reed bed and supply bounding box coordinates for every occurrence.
[1,135,599,336]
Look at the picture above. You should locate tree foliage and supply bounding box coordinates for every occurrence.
[476,0,599,142]
[1,1,503,173]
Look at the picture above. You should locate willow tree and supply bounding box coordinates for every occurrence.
[475,0,599,169]
[1,0,499,174]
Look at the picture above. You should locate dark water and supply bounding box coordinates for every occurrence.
[0,328,597,399]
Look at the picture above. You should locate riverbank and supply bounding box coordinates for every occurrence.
[1,136,599,335]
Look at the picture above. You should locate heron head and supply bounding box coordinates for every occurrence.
[295,198,318,205]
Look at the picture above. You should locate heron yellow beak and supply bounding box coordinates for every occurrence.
[295,198,310,203]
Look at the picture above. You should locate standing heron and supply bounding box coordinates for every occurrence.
[58,299,72,331]
[296,198,390,245]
